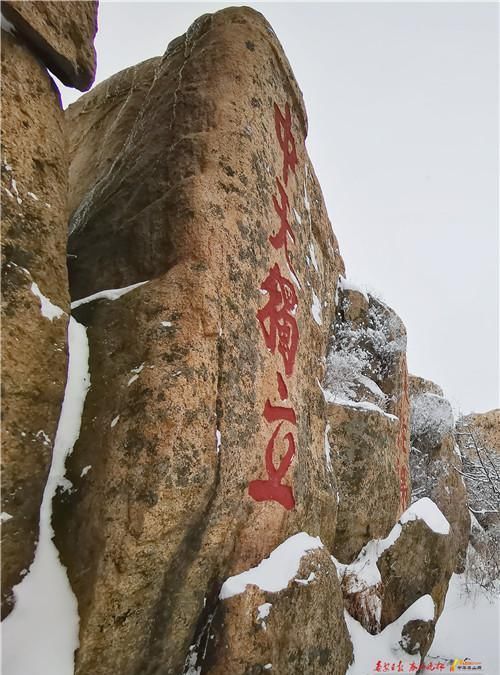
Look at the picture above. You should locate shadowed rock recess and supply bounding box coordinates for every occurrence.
[2,5,471,675]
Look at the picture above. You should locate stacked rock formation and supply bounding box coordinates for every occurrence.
[0,0,98,617]
[1,5,472,675]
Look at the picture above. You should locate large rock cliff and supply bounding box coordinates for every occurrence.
[1,1,98,617]
[1,4,479,674]
[58,8,353,673]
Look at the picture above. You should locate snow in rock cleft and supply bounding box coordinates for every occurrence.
[2,317,90,675]
[71,280,149,309]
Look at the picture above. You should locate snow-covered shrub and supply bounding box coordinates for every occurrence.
[410,393,455,447]
[324,290,405,409]
[455,421,500,596]
[324,347,373,402]
[465,523,500,597]
[456,421,500,527]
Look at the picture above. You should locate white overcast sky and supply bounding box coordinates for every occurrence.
[60,2,499,415]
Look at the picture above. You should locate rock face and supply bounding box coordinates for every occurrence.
[0,30,70,617]
[66,57,160,217]
[377,516,454,629]
[210,543,352,675]
[456,409,499,569]
[1,1,98,90]
[409,376,470,572]
[336,498,455,662]
[58,7,352,674]
[458,409,500,459]
[1,1,98,619]
[323,286,410,562]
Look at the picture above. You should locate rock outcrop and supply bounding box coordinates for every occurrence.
[1,1,98,90]
[1,33,68,617]
[1,3,469,673]
[409,376,470,572]
[57,7,353,674]
[336,498,455,662]
[323,285,410,562]
[457,409,500,463]
[1,0,98,619]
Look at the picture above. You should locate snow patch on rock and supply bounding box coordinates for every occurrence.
[308,242,319,272]
[400,497,450,535]
[345,595,435,675]
[30,283,64,321]
[219,532,323,599]
[71,280,149,309]
[311,290,322,325]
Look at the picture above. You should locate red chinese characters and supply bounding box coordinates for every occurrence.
[249,102,300,510]
[270,177,296,274]
[248,422,296,511]
[256,263,298,377]
[396,360,410,512]
[274,102,297,186]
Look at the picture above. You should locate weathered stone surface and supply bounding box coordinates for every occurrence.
[458,409,500,459]
[409,376,470,572]
[205,548,352,675]
[1,32,70,617]
[324,287,411,562]
[337,501,454,662]
[66,57,160,217]
[327,403,400,563]
[377,518,454,628]
[2,1,98,91]
[408,374,443,399]
[58,7,350,674]
[400,619,435,657]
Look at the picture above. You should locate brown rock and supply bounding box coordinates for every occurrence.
[66,57,160,217]
[400,619,435,657]
[1,32,70,616]
[409,376,470,572]
[324,288,411,561]
[327,403,401,562]
[378,518,454,628]
[377,517,453,661]
[337,500,454,662]
[458,409,500,457]
[408,375,444,399]
[57,7,349,674]
[2,0,98,91]
[203,547,352,674]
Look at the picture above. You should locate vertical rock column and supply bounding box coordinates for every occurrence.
[60,7,351,674]
[0,1,98,617]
